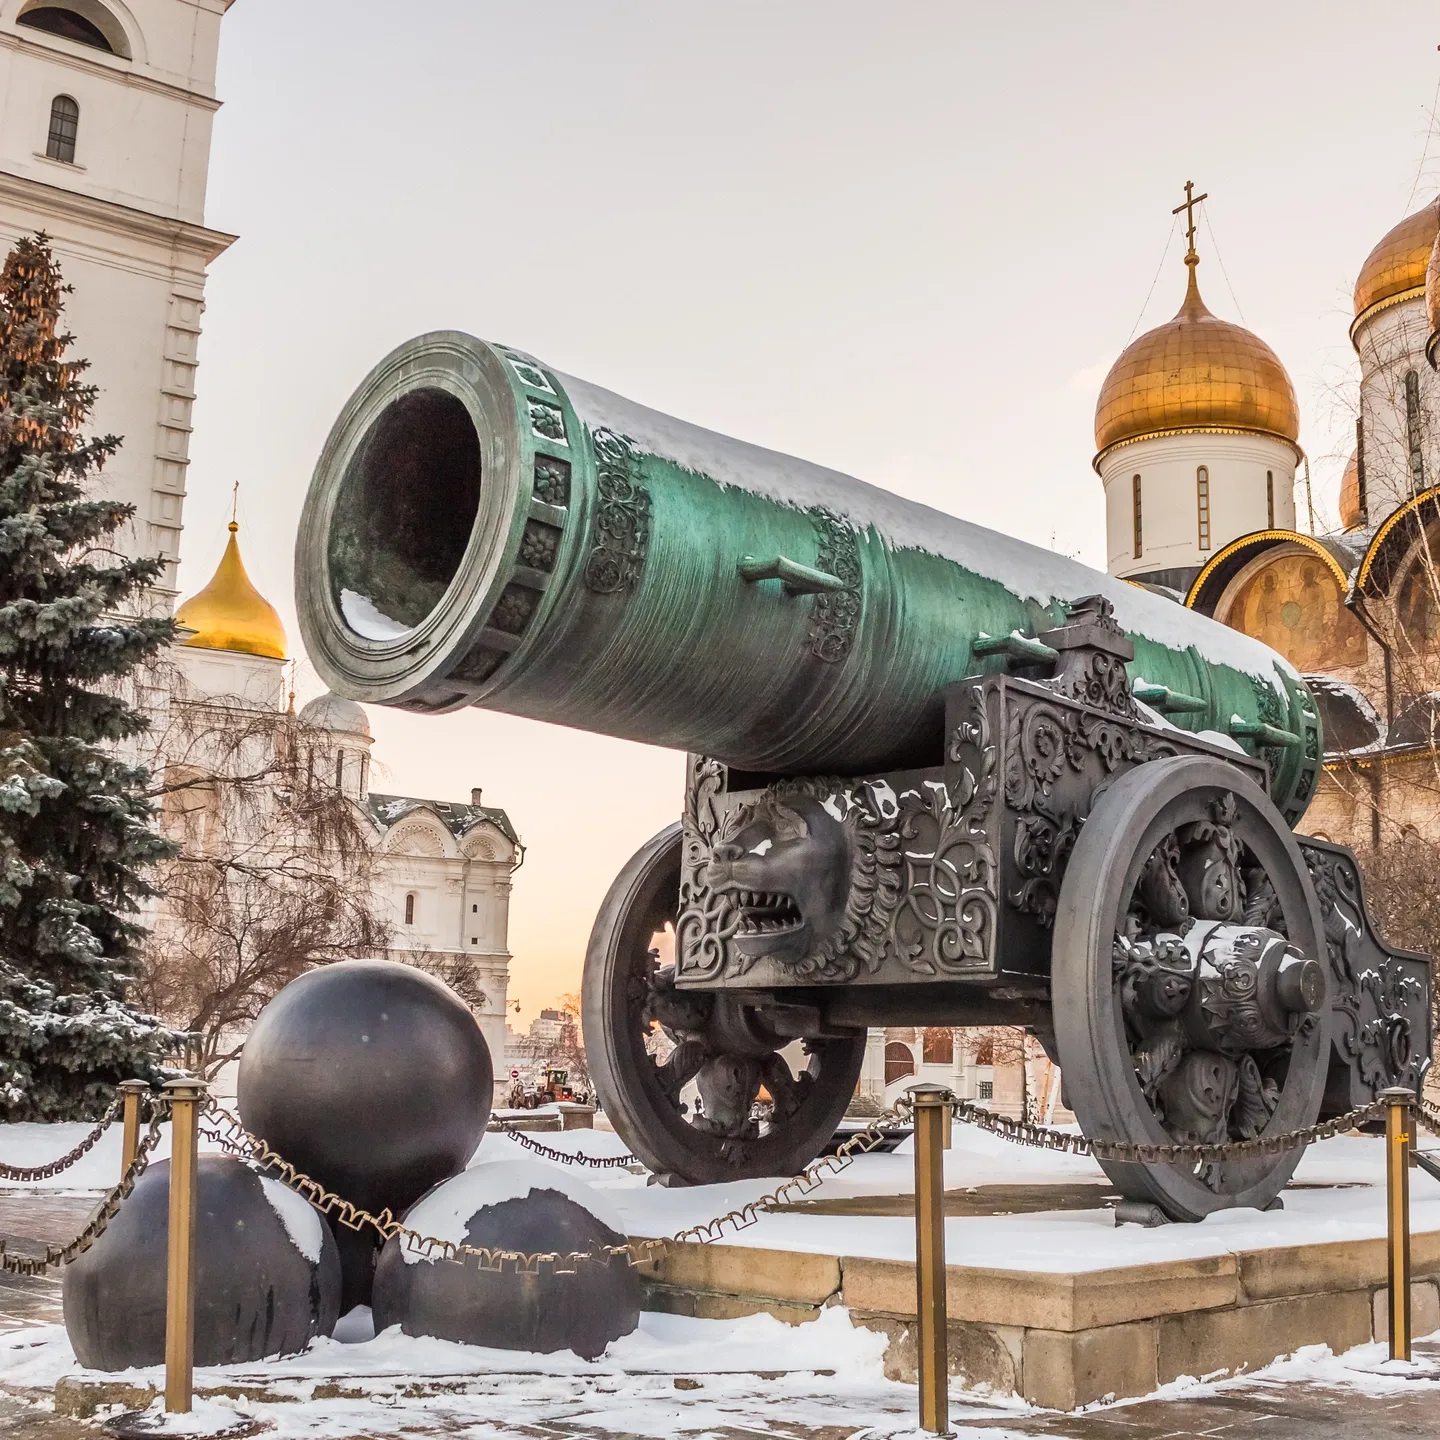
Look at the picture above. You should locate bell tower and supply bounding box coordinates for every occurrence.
[0,0,239,609]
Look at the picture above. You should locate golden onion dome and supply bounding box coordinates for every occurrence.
[1338,449,1365,532]
[1352,198,1439,336]
[1426,226,1440,369]
[175,523,287,660]
[1093,261,1300,467]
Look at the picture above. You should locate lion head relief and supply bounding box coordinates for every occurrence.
[702,778,902,979]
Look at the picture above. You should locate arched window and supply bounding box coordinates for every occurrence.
[1405,370,1425,493]
[884,1042,915,1086]
[1132,474,1143,558]
[17,2,131,55]
[46,95,79,164]
[1196,466,1210,551]
[1266,471,1275,529]
[1355,416,1369,525]
[403,892,416,926]
[921,1028,952,1065]
[334,751,344,790]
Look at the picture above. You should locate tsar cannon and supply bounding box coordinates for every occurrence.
[296,332,1433,1221]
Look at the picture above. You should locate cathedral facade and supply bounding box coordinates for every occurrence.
[1097,192,1440,857]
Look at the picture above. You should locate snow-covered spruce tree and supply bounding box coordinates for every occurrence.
[0,234,178,1120]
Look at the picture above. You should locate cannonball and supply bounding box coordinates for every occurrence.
[237,960,493,1217]
[62,1154,340,1370]
[372,1154,639,1361]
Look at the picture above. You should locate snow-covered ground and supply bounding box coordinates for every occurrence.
[2,1309,1439,1437]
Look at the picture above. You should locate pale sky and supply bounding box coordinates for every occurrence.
[179,1,1440,1022]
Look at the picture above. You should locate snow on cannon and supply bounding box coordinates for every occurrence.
[296,332,1433,1223]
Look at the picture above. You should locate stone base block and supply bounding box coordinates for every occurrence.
[632,1222,1440,1410]
[1372,1280,1440,1343]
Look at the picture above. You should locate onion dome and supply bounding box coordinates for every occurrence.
[1426,227,1439,369]
[175,522,287,660]
[1094,260,1300,467]
[1338,450,1365,532]
[297,692,371,738]
[1352,198,1439,338]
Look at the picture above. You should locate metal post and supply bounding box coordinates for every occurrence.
[117,1080,148,1180]
[1382,1086,1413,1362]
[910,1084,951,1436]
[164,1077,206,1414]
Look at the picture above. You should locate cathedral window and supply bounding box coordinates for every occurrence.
[884,1042,916,1086]
[1132,474,1143,558]
[921,1028,953,1064]
[19,6,118,54]
[1266,471,1275,529]
[1196,467,1210,551]
[404,892,416,926]
[1355,416,1369,525]
[45,96,79,164]
[1405,370,1425,494]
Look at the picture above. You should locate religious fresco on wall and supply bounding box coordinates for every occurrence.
[1396,538,1440,647]
[1222,551,1367,672]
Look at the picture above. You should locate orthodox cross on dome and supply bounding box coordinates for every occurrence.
[1172,180,1208,267]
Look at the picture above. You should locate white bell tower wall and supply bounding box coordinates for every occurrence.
[0,0,238,608]
[1352,296,1440,520]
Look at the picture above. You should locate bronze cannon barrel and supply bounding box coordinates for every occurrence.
[295,332,1321,821]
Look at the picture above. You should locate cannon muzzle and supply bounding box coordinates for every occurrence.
[296,332,1320,818]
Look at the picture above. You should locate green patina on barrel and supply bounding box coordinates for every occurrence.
[295,332,1321,823]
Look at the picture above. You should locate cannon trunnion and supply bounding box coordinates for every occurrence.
[297,332,1433,1221]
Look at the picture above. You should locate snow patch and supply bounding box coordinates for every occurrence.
[340,589,410,641]
[399,1150,627,1263]
[1196,729,1246,754]
[259,1174,324,1264]
[556,370,1297,697]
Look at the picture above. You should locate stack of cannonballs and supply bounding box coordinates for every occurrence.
[62,960,638,1369]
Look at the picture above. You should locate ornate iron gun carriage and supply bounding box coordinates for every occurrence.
[297,333,1432,1221]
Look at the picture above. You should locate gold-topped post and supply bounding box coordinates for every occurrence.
[117,1080,149,1180]
[163,1077,207,1413]
[1382,1086,1414,1362]
[910,1084,952,1436]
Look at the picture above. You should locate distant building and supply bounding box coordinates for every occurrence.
[1097,189,1440,858]
[859,1027,1070,1122]
[162,523,523,1085]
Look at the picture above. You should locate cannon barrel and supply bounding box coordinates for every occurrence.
[296,332,1321,822]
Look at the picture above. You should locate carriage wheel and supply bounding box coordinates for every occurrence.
[1052,756,1331,1222]
[582,824,866,1185]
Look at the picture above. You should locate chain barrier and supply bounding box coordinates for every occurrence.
[1416,1095,1440,1139]
[0,1092,125,1183]
[0,1081,1402,1283]
[946,1095,1390,1165]
[200,1095,920,1275]
[0,1101,170,1276]
[487,1118,636,1170]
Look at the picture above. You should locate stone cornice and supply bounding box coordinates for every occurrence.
[1093,424,1304,474]
[0,29,222,107]
[0,168,236,263]
[1349,285,1427,350]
